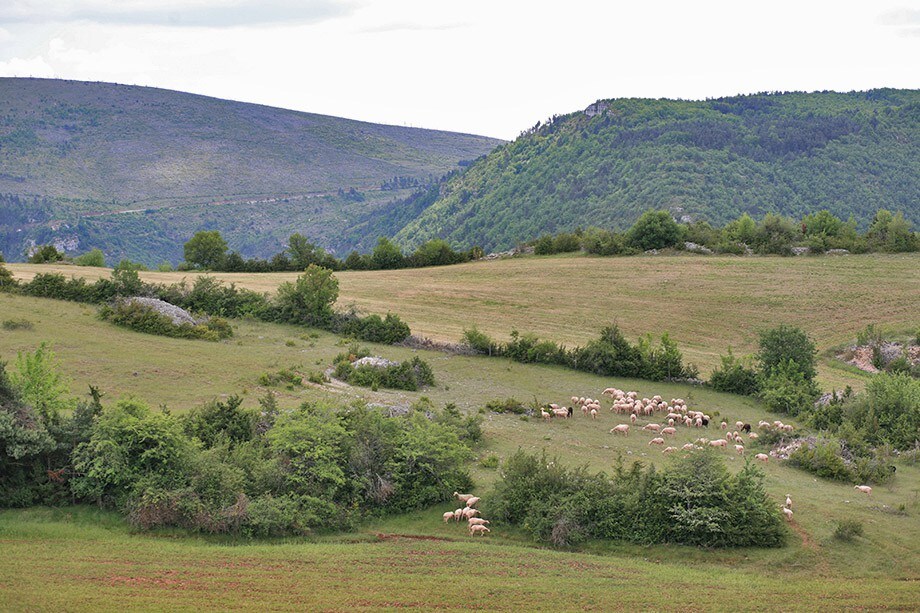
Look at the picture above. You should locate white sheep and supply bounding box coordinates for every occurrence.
[443,511,455,523]
[660,427,677,436]
[590,408,598,419]
[755,453,769,462]
[648,437,665,446]
[681,443,696,451]
[469,524,491,536]
[610,424,630,436]
[854,485,872,495]
[466,496,481,508]
[785,494,792,508]
[642,423,661,432]
[453,508,464,521]
[454,492,474,503]
[709,439,728,448]
[468,518,490,526]
[734,444,745,455]
[462,507,481,520]
[540,409,551,421]
[662,446,677,454]
[782,507,793,522]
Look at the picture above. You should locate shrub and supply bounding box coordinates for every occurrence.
[628,210,682,251]
[275,265,339,327]
[336,312,410,344]
[844,373,920,450]
[758,360,820,415]
[582,227,628,255]
[833,519,864,541]
[73,249,106,267]
[27,244,64,264]
[485,397,527,414]
[99,301,231,341]
[758,325,818,382]
[708,349,760,395]
[463,326,498,355]
[2,319,33,331]
[0,258,16,289]
[258,368,303,388]
[479,454,500,469]
[333,355,434,391]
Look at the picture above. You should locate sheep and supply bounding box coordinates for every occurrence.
[552,408,569,419]
[741,423,751,433]
[785,495,792,509]
[468,518,490,526]
[590,408,598,420]
[462,507,481,520]
[782,507,794,522]
[549,403,560,410]
[610,424,630,436]
[720,421,728,430]
[454,492,474,503]
[469,524,491,536]
[755,453,769,462]
[540,409,551,421]
[734,436,744,445]
[735,444,745,455]
[466,496,481,508]
[854,485,872,495]
[642,423,661,432]
[748,432,759,440]
[453,508,464,521]
[709,439,728,448]
[660,427,677,437]
[648,437,666,446]
[630,413,637,424]
[681,443,696,451]
[571,396,579,404]
[662,446,677,454]
[443,511,455,523]
[735,421,745,430]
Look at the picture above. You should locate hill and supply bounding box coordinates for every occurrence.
[0,78,502,263]
[9,252,919,391]
[394,90,920,251]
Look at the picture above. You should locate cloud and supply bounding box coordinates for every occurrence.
[0,54,56,77]
[877,7,920,25]
[0,0,357,27]
[360,21,468,34]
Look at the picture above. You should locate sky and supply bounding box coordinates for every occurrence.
[0,1,918,140]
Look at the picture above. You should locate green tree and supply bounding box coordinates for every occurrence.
[275,265,339,327]
[371,237,405,270]
[723,213,757,244]
[10,343,72,419]
[627,210,681,251]
[0,254,15,289]
[752,213,797,255]
[757,325,818,381]
[287,233,325,270]
[183,231,228,270]
[73,248,106,267]
[27,244,64,264]
[867,209,918,252]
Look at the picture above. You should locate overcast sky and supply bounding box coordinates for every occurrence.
[1,1,918,139]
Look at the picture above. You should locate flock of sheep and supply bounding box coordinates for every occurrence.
[438,385,876,534]
[442,492,490,536]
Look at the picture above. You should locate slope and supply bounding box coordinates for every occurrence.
[0,78,502,263]
[395,90,920,251]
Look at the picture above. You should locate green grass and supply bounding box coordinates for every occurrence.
[2,263,919,609]
[11,252,919,390]
[1,505,918,612]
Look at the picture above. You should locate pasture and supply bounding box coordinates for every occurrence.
[9,252,920,390]
[2,257,920,610]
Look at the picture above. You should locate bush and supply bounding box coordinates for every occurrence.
[628,210,682,251]
[73,249,106,267]
[581,228,628,256]
[708,349,760,395]
[28,244,64,264]
[758,325,818,382]
[336,312,410,344]
[99,300,232,342]
[758,360,820,416]
[275,265,339,327]
[844,373,920,450]
[833,519,864,541]
[487,450,785,548]
[463,326,498,355]
[334,356,434,391]
[2,319,33,331]
[485,397,527,414]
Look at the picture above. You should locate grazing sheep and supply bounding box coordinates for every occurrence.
[610,424,630,436]
[748,432,759,440]
[755,453,769,462]
[571,396,579,404]
[735,444,745,455]
[453,508,464,521]
[854,485,872,495]
[590,408,598,419]
[720,421,728,430]
[469,524,491,536]
[549,403,559,410]
[682,443,696,451]
[662,446,677,454]
[648,437,666,446]
[741,423,752,433]
[642,423,661,432]
[785,495,792,508]
[735,421,745,430]
[462,507,481,520]
[468,518,490,526]
[454,492,474,503]
[552,408,569,419]
[782,507,794,522]
[630,414,637,424]
[660,427,677,436]
[466,496,481,508]
[709,439,728,448]
[443,511,455,523]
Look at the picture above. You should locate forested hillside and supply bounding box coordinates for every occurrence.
[0,79,502,263]
[395,90,919,251]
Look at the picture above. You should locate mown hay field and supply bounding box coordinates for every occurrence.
[9,252,920,389]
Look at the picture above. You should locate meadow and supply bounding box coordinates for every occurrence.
[9,252,920,390]
[2,254,920,610]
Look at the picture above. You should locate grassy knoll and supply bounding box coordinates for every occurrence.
[9,252,920,389]
[2,292,920,598]
[1,505,919,612]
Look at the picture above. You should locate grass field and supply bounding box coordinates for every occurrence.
[2,258,920,610]
[9,252,920,390]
